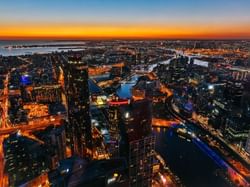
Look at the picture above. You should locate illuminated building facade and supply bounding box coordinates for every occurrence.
[118,99,154,187]
[108,105,120,157]
[64,56,92,157]
[107,97,130,157]
[32,85,62,103]
[128,136,155,187]
[107,98,154,186]
[3,132,50,186]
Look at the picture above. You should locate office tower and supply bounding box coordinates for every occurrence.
[108,105,120,157]
[119,99,155,187]
[65,56,92,157]
[107,97,129,157]
[3,132,50,186]
[245,131,250,154]
[241,75,250,118]
[225,80,244,106]
[128,136,155,187]
[32,85,62,103]
[34,125,67,161]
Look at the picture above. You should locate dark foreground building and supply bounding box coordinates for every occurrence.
[108,98,155,187]
[64,56,92,157]
[49,157,128,187]
[3,132,52,186]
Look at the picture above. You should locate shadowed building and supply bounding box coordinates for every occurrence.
[49,157,128,187]
[3,132,52,186]
[64,56,92,157]
[108,99,155,187]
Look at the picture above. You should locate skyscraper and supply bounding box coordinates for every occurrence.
[245,131,250,154]
[241,75,250,118]
[118,99,154,187]
[3,132,51,186]
[34,125,67,162]
[65,56,92,157]
[107,96,130,157]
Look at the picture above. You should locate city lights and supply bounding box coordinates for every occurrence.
[0,1,250,186]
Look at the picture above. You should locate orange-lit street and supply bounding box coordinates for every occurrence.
[1,73,10,129]
[228,158,250,179]
[0,113,65,186]
[227,167,249,187]
[88,66,111,76]
[0,114,65,136]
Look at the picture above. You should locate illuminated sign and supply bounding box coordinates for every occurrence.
[108,99,130,106]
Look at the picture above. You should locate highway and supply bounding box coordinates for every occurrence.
[0,114,65,136]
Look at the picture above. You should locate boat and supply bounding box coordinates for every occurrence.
[175,127,196,140]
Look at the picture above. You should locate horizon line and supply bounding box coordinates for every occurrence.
[1,36,250,41]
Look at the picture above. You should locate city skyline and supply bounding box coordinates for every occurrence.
[0,39,250,187]
[1,0,250,40]
[0,1,250,186]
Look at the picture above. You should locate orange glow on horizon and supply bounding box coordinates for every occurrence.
[1,23,250,40]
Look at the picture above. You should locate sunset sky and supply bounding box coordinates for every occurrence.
[1,0,250,40]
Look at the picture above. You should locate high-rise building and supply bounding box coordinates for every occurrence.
[245,131,250,154]
[34,125,67,162]
[128,136,155,187]
[225,80,244,106]
[241,75,250,118]
[64,56,92,157]
[3,132,51,186]
[32,85,62,103]
[118,99,154,187]
[107,97,130,157]
[108,105,120,157]
[107,98,154,186]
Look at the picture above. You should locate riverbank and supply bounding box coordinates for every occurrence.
[167,96,250,186]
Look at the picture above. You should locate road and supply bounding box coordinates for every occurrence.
[0,55,67,186]
[0,114,65,136]
[194,112,250,166]
[1,73,9,129]
[0,114,65,187]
